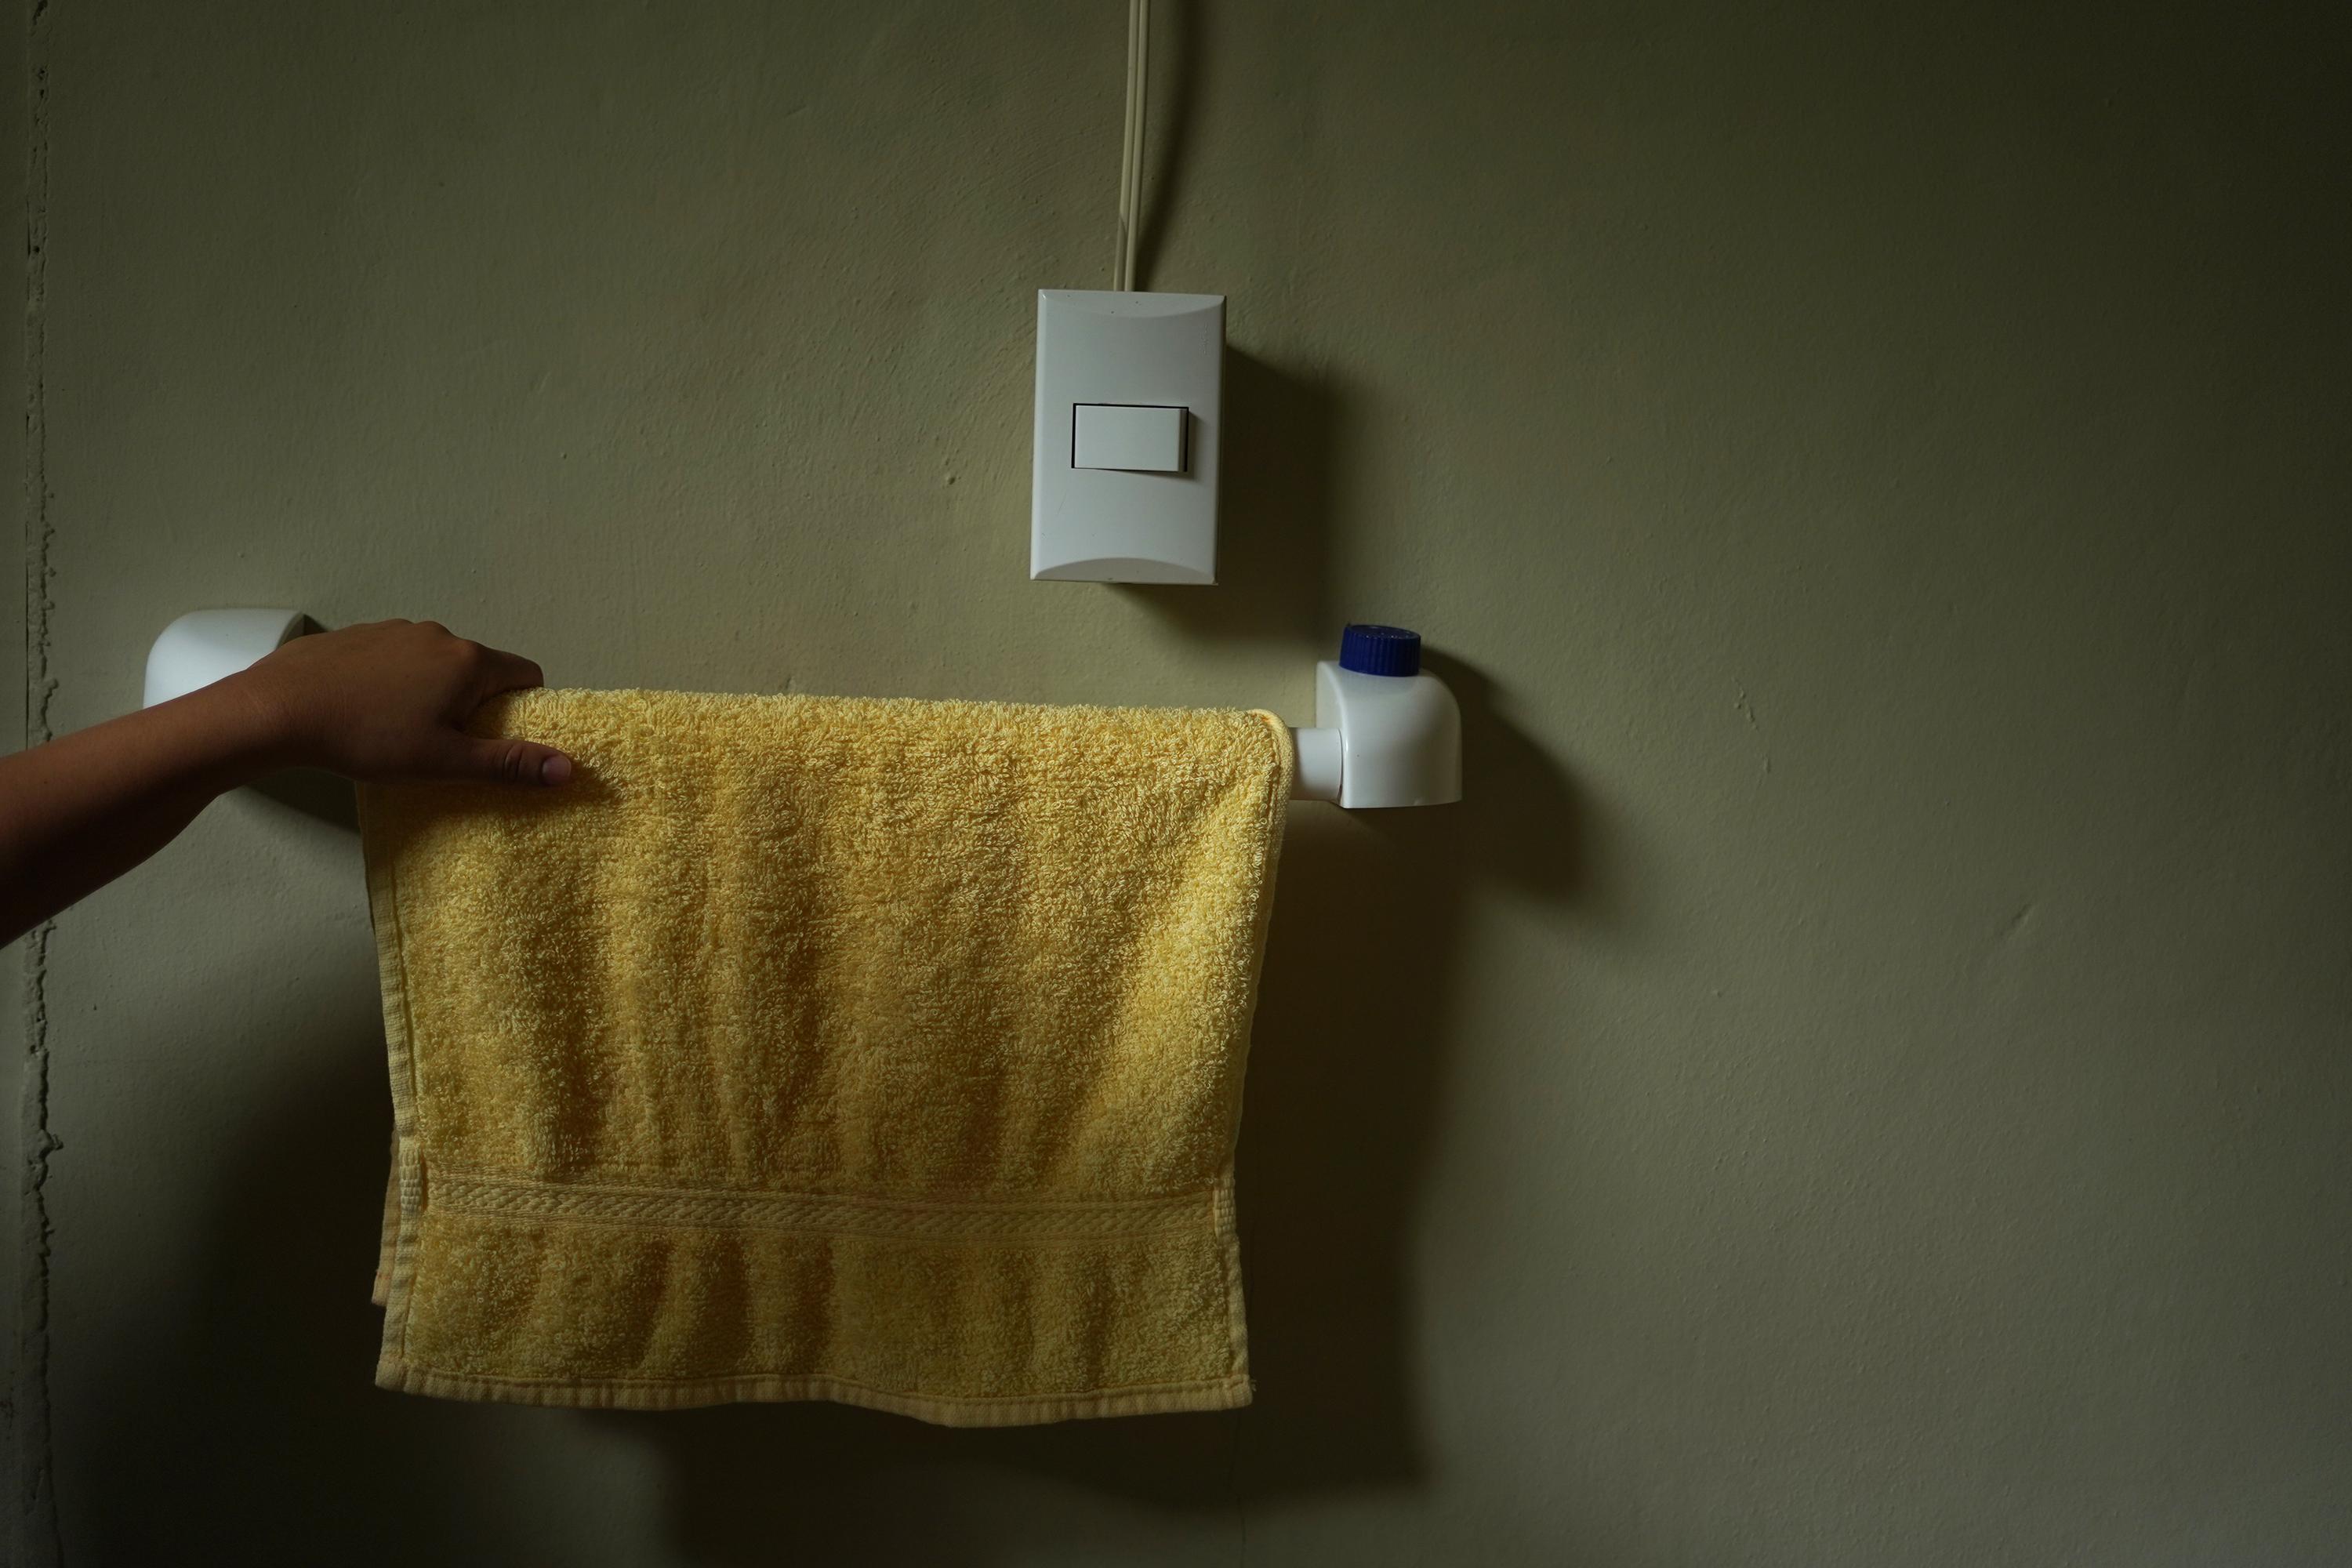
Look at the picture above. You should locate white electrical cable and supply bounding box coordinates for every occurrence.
[1114,0,1150,291]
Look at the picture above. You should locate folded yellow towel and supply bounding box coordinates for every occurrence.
[358,688,1292,1424]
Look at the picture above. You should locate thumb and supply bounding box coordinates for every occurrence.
[441,733,574,788]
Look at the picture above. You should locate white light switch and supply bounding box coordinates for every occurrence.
[1073,404,1187,472]
[1031,290,1224,584]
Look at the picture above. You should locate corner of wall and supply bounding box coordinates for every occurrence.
[7,0,60,1562]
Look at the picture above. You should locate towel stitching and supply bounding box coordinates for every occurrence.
[431,1173,1213,1241]
[428,1161,1232,1213]
[432,1207,1203,1247]
[379,1357,1253,1423]
[391,1359,1246,1399]
[434,1164,1212,1214]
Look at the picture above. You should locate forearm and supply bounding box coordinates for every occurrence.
[0,619,566,945]
[0,676,285,945]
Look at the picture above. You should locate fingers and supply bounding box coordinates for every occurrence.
[430,630,560,786]
[441,734,574,789]
[467,643,546,699]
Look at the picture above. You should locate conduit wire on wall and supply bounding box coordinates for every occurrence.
[1114,0,1150,290]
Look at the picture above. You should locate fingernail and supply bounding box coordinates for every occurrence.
[540,755,573,786]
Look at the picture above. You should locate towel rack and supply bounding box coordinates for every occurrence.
[143,610,1461,809]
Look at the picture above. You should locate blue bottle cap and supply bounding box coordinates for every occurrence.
[1339,623,1422,677]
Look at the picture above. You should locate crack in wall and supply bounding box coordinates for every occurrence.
[16,0,58,1559]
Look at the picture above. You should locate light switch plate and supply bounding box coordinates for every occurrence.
[1031,290,1223,583]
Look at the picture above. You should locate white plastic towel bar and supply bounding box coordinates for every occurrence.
[142,611,1461,808]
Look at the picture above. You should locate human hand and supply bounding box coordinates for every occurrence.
[227,619,573,786]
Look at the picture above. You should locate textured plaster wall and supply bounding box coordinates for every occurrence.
[2,3,29,1552]
[11,2,2351,1563]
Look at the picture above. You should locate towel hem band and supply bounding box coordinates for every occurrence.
[376,1358,1254,1425]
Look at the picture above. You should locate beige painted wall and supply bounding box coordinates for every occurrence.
[13,2,2350,1563]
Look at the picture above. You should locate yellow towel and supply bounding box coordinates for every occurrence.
[358,688,1292,1424]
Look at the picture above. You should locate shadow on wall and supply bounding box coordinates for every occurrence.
[67,969,581,1566]
[1119,347,1346,647]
